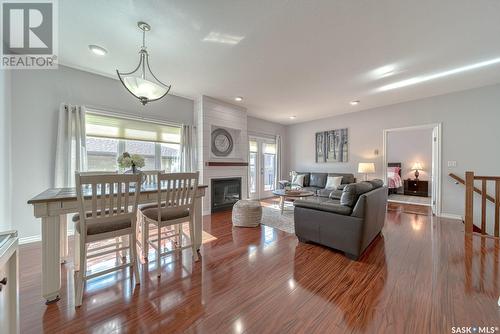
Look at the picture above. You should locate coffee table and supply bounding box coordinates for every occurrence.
[272,189,315,214]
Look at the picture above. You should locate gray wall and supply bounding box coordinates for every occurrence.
[387,128,432,195]
[286,83,500,221]
[0,71,12,232]
[10,65,193,239]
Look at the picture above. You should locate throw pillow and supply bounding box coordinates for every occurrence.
[292,174,305,187]
[325,176,343,190]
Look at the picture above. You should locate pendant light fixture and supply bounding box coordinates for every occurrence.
[116,21,171,106]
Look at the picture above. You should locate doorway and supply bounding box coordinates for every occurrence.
[383,124,442,215]
[248,137,277,199]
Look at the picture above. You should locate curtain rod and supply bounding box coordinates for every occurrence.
[85,105,184,128]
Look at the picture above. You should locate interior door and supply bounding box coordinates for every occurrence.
[248,137,277,199]
[431,127,438,214]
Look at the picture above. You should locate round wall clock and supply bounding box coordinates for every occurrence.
[211,128,234,157]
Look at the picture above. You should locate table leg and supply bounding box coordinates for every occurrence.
[59,214,68,264]
[280,196,285,214]
[194,196,202,251]
[41,216,62,304]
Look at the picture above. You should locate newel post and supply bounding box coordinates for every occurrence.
[464,171,474,234]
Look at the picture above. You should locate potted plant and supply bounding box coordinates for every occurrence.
[117,152,145,174]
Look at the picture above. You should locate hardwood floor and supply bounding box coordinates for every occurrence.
[18,202,500,333]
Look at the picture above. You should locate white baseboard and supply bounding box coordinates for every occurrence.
[19,235,41,245]
[19,229,75,245]
[438,212,463,221]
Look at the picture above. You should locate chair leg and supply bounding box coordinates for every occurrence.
[130,233,140,285]
[177,224,182,248]
[188,218,199,262]
[74,230,80,271]
[157,225,161,277]
[121,237,129,262]
[75,242,86,307]
[142,219,149,261]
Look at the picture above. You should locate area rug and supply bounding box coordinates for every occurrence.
[261,203,295,234]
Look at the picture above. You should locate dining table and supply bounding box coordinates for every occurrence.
[27,182,207,304]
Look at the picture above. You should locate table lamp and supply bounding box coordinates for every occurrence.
[358,162,375,181]
[411,162,423,180]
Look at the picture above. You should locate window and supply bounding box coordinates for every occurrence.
[86,137,119,172]
[85,113,182,172]
[262,142,276,191]
[161,143,180,172]
[248,140,258,194]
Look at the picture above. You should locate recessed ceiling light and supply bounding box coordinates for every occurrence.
[350,100,360,106]
[88,44,107,56]
[289,116,296,120]
[378,57,500,91]
[234,96,243,102]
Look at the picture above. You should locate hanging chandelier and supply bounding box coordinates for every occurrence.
[116,21,171,106]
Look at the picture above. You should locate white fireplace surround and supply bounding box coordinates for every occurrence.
[195,96,248,215]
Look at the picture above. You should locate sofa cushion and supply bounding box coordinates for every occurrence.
[328,173,355,184]
[310,173,328,188]
[325,176,343,190]
[340,182,374,207]
[296,172,311,187]
[317,188,331,198]
[294,197,352,216]
[291,174,306,187]
[316,188,342,199]
[329,189,343,200]
[337,184,347,190]
[366,179,384,189]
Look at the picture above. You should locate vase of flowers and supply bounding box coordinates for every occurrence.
[117,152,145,174]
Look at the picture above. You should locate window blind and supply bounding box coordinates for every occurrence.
[85,113,181,144]
[249,140,258,153]
[263,143,276,154]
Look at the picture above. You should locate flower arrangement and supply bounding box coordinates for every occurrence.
[117,152,145,171]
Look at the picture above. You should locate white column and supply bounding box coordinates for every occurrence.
[194,193,203,251]
[41,216,61,303]
[59,214,68,264]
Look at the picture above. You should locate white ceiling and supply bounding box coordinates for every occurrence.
[60,0,500,124]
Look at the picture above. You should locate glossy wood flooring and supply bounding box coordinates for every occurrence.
[18,201,500,333]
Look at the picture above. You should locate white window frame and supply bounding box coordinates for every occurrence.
[84,107,183,172]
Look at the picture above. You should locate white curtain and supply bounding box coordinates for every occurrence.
[275,134,282,187]
[180,124,195,172]
[54,103,87,187]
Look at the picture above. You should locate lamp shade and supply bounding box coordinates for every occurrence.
[122,76,169,101]
[358,162,375,174]
[411,162,423,171]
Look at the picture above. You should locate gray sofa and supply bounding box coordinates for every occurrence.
[290,172,356,199]
[294,179,387,260]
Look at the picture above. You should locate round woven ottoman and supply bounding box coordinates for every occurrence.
[232,200,262,227]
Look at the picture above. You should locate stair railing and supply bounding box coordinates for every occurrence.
[464,171,500,237]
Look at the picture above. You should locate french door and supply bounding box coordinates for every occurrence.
[249,137,277,199]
